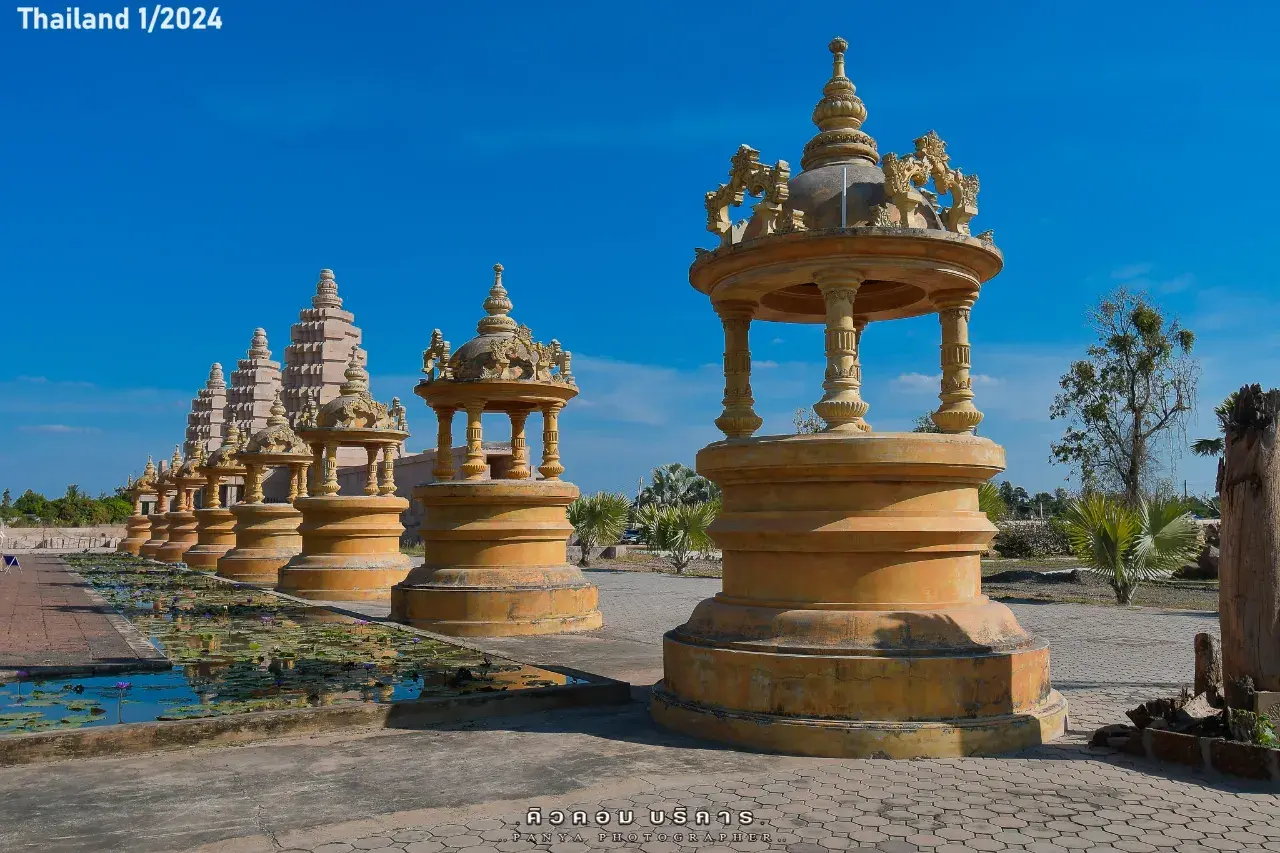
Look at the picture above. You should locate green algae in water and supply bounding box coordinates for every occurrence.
[2,553,578,734]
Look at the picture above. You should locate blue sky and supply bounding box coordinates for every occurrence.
[3,1,1278,501]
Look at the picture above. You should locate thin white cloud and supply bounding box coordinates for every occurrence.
[18,424,101,434]
[891,372,1003,394]
[1111,262,1154,280]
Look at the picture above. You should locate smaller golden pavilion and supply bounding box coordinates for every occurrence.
[219,394,311,584]
[278,349,412,600]
[158,444,206,563]
[389,264,602,636]
[117,457,157,555]
[185,421,248,570]
[139,449,180,560]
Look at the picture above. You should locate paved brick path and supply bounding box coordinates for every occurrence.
[1,569,1270,853]
[0,553,161,672]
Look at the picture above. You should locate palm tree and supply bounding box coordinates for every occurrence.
[636,463,720,508]
[978,482,1007,523]
[1191,391,1239,458]
[1060,493,1201,605]
[634,500,718,574]
[567,492,631,567]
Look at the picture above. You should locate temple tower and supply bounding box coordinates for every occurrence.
[281,269,366,416]
[185,362,227,456]
[225,328,281,436]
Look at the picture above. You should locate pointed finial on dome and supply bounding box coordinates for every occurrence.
[313,268,343,309]
[267,389,289,427]
[143,457,156,479]
[171,445,183,469]
[800,37,879,171]
[194,441,207,465]
[224,420,241,451]
[207,362,225,390]
[248,328,271,359]
[339,345,370,394]
[477,263,518,335]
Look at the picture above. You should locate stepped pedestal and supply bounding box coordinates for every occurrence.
[138,512,170,560]
[390,480,601,636]
[217,503,302,584]
[117,514,151,556]
[277,495,412,601]
[651,433,1067,758]
[156,510,198,563]
[184,507,237,570]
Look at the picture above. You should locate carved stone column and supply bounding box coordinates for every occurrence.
[205,473,223,509]
[539,402,565,480]
[931,289,983,434]
[245,463,264,504]
[364,447,380,496]
[507,411,530,479]
[812,270,870,431]
[323,443,340,495]
[380,446,396,495]
[461,404,486,480]
[299,462,311,500]
[288,465,302,502]
[309,446,323,496]
[433,407,455,481]
[713,300,764,439]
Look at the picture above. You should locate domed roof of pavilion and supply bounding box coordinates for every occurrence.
[295,349,406,435]
[420,264,576,388]
[177,443,207,479]
[707,37,989,247]
[244,392,311,456]
[204,421,247,470]
[129,457,157,494]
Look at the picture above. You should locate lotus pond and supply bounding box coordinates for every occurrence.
[0,553,576,735]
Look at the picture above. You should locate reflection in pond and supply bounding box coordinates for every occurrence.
[0,554,576,735]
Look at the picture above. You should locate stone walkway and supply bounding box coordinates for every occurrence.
[0,570,1272,853]
[0,553,165,674]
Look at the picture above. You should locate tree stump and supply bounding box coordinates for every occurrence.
[1218,384,1280,707]
[1194,632,1222,704]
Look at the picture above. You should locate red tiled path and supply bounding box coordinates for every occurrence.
[0,554,148,669]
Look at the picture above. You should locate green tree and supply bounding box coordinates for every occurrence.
[0,488,12,522]
[567,492,631,567]
[1060,493,1201,605]
[636,463,720,508]
[1190,391,1238,458]
[911,413,943,434]
[13,489,50,521]
[1050,288,1199,505]
[635,500,718,574]
[99,495,133,524]
[793,406,824,434]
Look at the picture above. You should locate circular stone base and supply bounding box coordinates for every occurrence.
[138,515,169,560]
[185,507,237,569]
[117,516,151,555]
[156,512,198,563]
[650,682,1067,758]
[389,479,601,636]
[391,577,603,636]
[277,495,411,601]
[218,503,302,585]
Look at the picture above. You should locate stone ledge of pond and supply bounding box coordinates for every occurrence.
[0,670,632,767]
[1112,725,1280,782]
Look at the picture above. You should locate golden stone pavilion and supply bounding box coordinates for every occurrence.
[117,457,157,556]
[389,264,602,636]
[277,349,412,600]
[649,38,1066,757]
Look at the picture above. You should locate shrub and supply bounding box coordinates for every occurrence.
[992,519,1072,558]
[567,492,631,567]
[635,500,718,574]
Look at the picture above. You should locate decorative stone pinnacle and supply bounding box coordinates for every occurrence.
[477,263,518,335]
[801,36,879,171]
[171,446,182,469]
[267,390,289,427]
[207,362,225,389]
[313,268,342,309]
[339,345,370,394]
[224,420,241,449]
[143,457,155,478]
[249,328,271,359]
